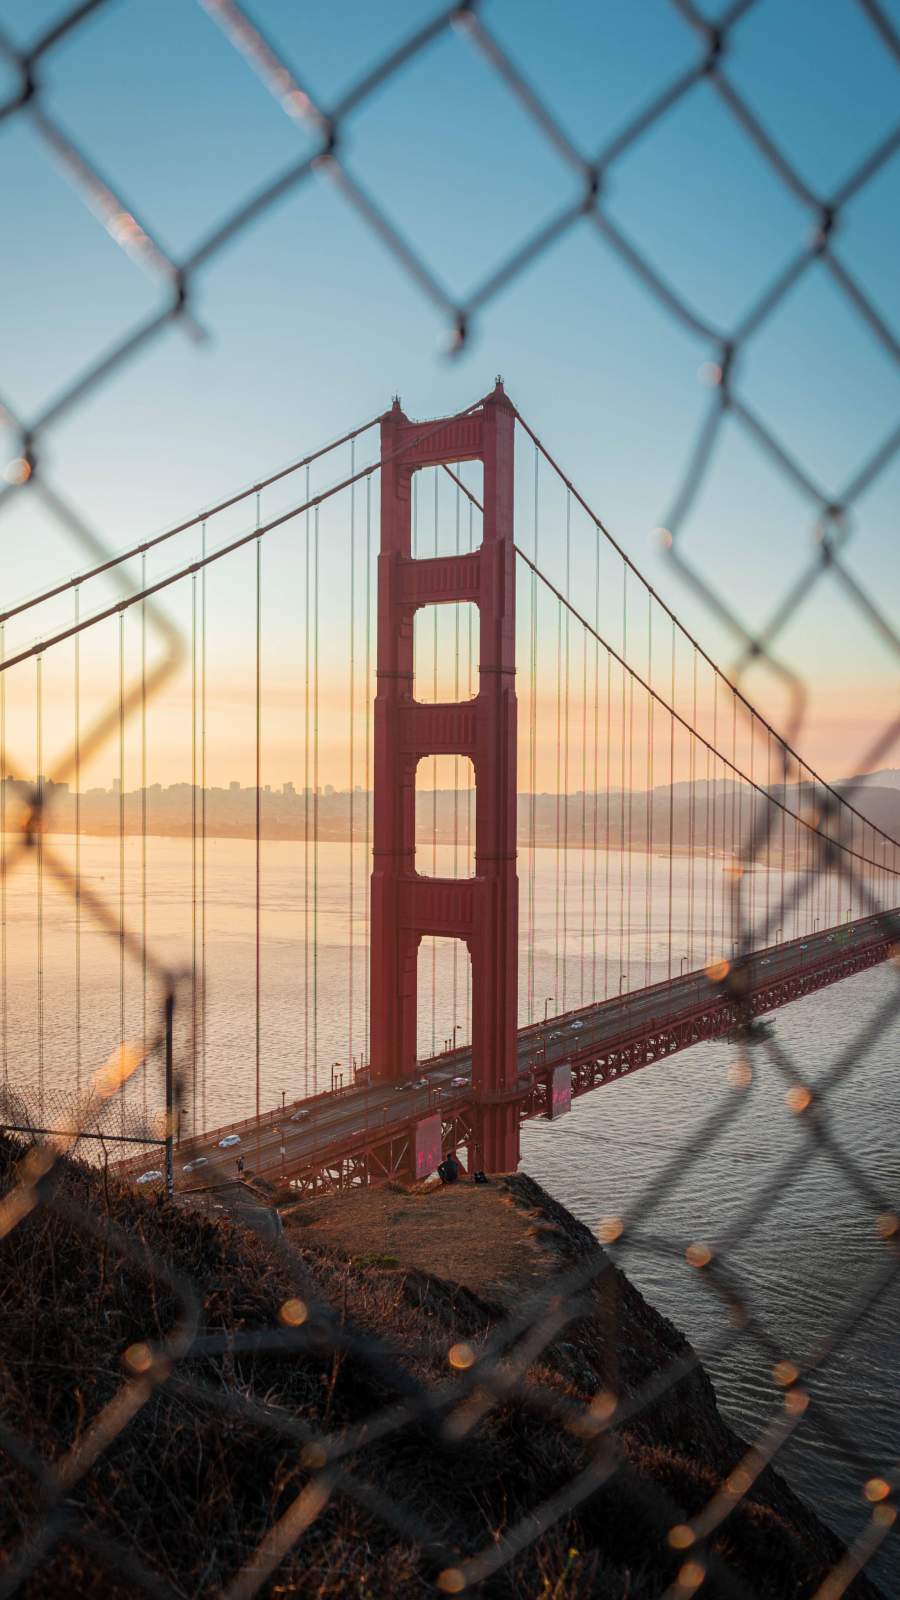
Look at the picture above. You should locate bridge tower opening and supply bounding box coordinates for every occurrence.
[369,381,520,1173]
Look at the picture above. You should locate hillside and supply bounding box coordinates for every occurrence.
[0,1137,883,1598]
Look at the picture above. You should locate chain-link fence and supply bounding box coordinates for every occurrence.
[1,0,899,1595]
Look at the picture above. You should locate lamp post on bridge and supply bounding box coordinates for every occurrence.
[619,973,627,995]
[543,996,554,1024]
[679,955,688,976]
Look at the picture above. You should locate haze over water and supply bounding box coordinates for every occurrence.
[2,832,898,1585]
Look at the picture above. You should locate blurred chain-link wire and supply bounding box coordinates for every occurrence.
[1,0,899,1595]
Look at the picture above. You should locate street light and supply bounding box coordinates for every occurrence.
[774,926,783,943]
[619,973,627,994]
[679,954,688,976]
[543,996,555,1023]
[281,1089,286,1111]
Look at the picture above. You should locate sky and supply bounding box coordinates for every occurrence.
[0,0,898,790]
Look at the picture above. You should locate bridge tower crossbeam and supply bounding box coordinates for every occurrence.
[370,382,520,1173]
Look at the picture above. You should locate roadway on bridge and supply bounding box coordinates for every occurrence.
[134,916,889,1191]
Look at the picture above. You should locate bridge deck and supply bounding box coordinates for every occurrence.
[118,912,897,1193]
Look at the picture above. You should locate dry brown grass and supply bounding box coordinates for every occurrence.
[0,1141,883,1599]
[283,1178,550,1303]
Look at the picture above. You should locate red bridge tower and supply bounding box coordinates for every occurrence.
[370,382,520,1173]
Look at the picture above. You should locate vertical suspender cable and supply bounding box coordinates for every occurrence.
[766,731,771,939]
[255,493,261,1156]
[118,613,125,1131]
[562,491,571,1011]
[592,534,600,1004]
[74,595,82,1096]
[432,472,438,1055]
[645,595,653,987]
[554,594,562,1008]
[619,572,627,993]
[349,444,356,1073]
[775,745,781,934]
[717,745,723,947]
[452,476,460,1036]
[313,506,320,1083]
[626,664,634,992]
[200,523,207,1131]
[667,621,675,981]
[525,444,531,1017]
[712,676,718,956]
[191,561,198,1131]
[731,692,737,958]
[140,561,146,1117]
[701,732,707,960]
[36,656,44,1119]
[743,713,749,934]
[1,624,6,1086]
[605,652,611,1000]
[467,495,474,1040]
[580,584,587,1007]
[304,468,310,1094]
[364,478,372,1067]
[688,653,697,970]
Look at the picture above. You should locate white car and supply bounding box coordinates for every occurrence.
[290,1108,311,1122]
[183,1156,208,1173]
[569,1019,584,1030]
[218,1133,241,1148]
[136,1170,163,1185]
[450,1075,469,1088]
[414,1077,428,1088]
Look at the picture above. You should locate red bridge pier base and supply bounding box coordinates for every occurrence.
[369,382,521,1174]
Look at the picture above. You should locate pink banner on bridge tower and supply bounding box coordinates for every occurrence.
[370,381,520,1174]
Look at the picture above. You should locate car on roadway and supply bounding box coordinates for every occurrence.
[800,943,808,950]
[218,1133,241,1148]
[548,1031,561,1041]
[290,1108,311,1122]
[136,1170,163,1185]
[450,1075,469,1088]
[569,1019,584,1030]
[414,1076,428,1088]
[394,1080,415,1091]
[183,1156,208,1173]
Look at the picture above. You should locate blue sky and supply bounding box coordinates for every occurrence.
[1,0,898,783]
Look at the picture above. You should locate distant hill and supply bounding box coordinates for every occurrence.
[842,769,900,792]
[832,786,900,842]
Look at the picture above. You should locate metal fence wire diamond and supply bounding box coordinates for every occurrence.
[0,0,899,1595]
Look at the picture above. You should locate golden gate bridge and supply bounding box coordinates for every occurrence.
[1,383,897,1193]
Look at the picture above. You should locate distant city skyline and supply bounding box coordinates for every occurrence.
[5,769,897,857]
